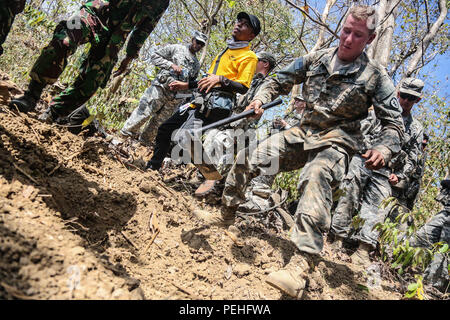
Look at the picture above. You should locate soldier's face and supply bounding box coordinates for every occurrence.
[398,91,421,115]
[256,59,269,74]
[191,39,205,53]
[232,18,255,41]
[338,14,376,62]
[294,100,306,113]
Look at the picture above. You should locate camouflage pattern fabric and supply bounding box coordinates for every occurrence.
[252,47,404,161]
[331,109,392,246]
[202,72,273,176]
[121,44,200,144]
[28,0,170,117]
[0,0,26,55]
[390,113,424,208]
[331,154,391,247]
[222,46,404,255]
[238,111,304,213]
[410,187,450,292]
[223,128,348,254]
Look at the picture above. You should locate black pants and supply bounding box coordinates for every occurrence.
[149,107,231,169]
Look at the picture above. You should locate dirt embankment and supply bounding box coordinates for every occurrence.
[0,73,404,300]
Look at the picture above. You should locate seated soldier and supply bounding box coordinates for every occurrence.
[146,12,261,171]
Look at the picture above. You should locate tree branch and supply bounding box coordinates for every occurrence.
[179,0,202,27]
[284,0,339,39]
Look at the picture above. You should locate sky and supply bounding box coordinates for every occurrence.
[259,0,449,130]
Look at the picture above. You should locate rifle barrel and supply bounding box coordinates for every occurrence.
[196,98,283,133]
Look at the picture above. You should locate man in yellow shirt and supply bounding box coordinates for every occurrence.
[147,12,260,171]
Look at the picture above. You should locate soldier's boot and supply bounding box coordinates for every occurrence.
[9,80,45,113]
[38,107,58,124]
[350,242,372,267]
[194,180,218,198]
[193,207,236,226]
[266,268,307,299]
[330,235,345,252]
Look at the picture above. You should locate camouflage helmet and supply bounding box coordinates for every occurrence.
[293,93,305,101]
[399,77,425,98]
[193,31,207,45]
[256,51,276,70]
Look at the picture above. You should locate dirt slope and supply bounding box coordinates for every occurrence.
[0,75,404,300]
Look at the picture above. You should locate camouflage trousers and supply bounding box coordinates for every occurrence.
[410,209,450,292]
[0,6,15,55]
[203,125,275,212]
[29,8,116,117]
[222,127,348,254]
[331,155,392,248]
[121,84,181,146]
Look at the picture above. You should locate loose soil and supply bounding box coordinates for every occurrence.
[0,71,405,300]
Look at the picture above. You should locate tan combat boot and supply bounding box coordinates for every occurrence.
[193,207,236,226]
[266,268,307,299]
[350,242,372,267]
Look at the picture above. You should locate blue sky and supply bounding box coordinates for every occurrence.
[259,1,449,129]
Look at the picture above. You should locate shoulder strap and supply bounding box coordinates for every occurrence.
[212,48,229,75]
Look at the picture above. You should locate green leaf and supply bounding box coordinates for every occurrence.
[407,283,419,291]
[439,244,448,253]
[357,284,369,292]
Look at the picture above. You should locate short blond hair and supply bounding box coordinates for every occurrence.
[348,5,377,34]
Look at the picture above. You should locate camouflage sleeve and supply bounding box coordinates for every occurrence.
[399,123,424,180]
[125,0,170,59]
[150,44,177,70]
[252,54,311,104]
[125,17,155,58]
[370,73,405,163]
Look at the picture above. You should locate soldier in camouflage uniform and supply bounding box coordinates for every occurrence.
[410,175,450,293]
[0,0,26,56]
[119,31,206,145]
[386,79,425,228]
[193,6,405,298]
[146,12,261,171]
[195,51,276,198]
[236,93,306,214]
[10,0,170,123]
[331,78,424,266]
[404,133,429,210]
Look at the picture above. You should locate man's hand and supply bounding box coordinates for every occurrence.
[273,118,287,129]
[389,173,399,185]
[171,64,182,74]
[113,56,133,77]
[362,149,385,170]
[168,80,189,91]
[245,100,264,120]
[198,74,221,93]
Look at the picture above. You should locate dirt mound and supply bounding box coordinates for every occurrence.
[0,84,404,299]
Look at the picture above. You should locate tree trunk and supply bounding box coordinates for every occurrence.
[405,0,448,77]
[367,0,399,67]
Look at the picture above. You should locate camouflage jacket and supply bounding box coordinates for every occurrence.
[229,72,272,130]
[253,47,405,162]
[436,185,450,210]
[391,114,424,185]
[151,44,200,89]
[235,72,269,113]
[81,0,170,58]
